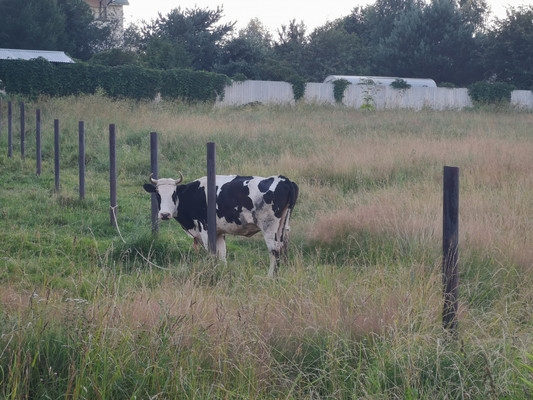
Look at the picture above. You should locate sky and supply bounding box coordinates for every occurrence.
[123,0,532,34]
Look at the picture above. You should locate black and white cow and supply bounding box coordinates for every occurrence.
[143,173,299,277]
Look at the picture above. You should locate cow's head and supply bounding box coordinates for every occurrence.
[143,172,183,220]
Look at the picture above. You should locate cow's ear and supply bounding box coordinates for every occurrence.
[143,184,156,193]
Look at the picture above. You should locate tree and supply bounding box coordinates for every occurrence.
[143,36,190,69]
[485,6,533,89]
[141,6,234,71]
[0,0,110,60]
[457,0,489,32]
[304,21,368,81]
[0,0,65,50]
[58,0,111,59]
[374,0,482,85]
[344,0,423,45]
[273,19,308,77]
[216,18,274,79]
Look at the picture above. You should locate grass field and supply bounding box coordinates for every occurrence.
[1,95,532,398]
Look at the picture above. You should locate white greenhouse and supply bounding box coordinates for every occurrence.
[323,75,437,88]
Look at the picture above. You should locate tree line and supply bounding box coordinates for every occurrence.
[1,0,532,90]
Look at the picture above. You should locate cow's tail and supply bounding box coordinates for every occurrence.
[278,179,299,260]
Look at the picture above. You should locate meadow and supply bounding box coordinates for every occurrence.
[0,95,532,399]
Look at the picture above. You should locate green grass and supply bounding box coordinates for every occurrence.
[1,95,533,398]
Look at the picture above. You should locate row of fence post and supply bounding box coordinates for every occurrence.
[1,99,459,338]
[0,100,119,227]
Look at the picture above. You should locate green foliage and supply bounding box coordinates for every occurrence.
[468,81,516,105]
[231,73,247,82]
[390,78,411,90]
[160,69,230,102]
[374,0,480,85]
[0,59,229,102]
[288,75,306,102]
[89,48,141,67]
[518,351,533,390]
[485,6,533,90]
[142,37,191,70]
[142,6,234,72]
[0,0,111,60]
[359,78,377,111]
[439,82,457,88]
[304,22,366,82]
[332,78,350,103]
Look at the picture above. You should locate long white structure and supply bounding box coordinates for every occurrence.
[217,80,475,110]
[323,75,437,88]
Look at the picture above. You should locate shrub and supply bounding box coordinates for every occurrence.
[333,79,350,103]
[288,75,306,102]
[390,78,411,90]
[468,81,516,105]
[0,58,229,102]
[439,82,457,88]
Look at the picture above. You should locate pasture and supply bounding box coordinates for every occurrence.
[0,95,532,399]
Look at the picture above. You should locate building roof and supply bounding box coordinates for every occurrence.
[85,0,129,6]
[0,48,75,63]
[323,75,437,88]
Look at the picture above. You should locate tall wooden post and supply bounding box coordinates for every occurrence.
[78,121,85,200]
[7,101,12,157]
[150,132,159,234]
[109,124,117,227]
[207,142,217,256]
[443,166,459,337]
[36,109,41,175]
[54,119,60,192]
[20,101,25,160]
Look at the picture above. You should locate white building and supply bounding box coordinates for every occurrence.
[85,0,129,46]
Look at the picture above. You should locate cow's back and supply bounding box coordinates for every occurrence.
[177,174,297,236]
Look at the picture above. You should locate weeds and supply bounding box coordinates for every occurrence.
[0,97,532,398]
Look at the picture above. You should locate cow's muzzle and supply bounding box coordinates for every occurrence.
[160,213,172,220]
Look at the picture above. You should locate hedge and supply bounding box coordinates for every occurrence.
[467,81,516,105]
[0,58,229,102]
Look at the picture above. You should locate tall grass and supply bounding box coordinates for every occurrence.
[1,95,532,398]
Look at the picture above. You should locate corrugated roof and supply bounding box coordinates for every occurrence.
[0,48,75,63]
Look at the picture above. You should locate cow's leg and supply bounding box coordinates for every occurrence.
[216,234,227,262]
[262,229,282,278]
[264,206,293,277]
[267,249,281,278]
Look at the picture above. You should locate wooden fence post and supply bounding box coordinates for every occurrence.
[8,101,12,157]
[78,121,85,200]
[36,109,41,176]
[150,132,159,234]
[54,119,60,192]
[207,142,217,256]
[109,124,117,227]
[443,166,459,338]
[20,101,25,160]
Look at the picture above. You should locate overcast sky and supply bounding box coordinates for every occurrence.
[124,0,529,33]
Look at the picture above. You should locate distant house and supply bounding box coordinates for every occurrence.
[0,48,75,63]
[85,0,129,45]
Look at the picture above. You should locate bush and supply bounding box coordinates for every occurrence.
[390,78,411,90]
[288,75,306,102]
[0,58,229,102]
[333,79,350,103]
[468,81,516,105]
